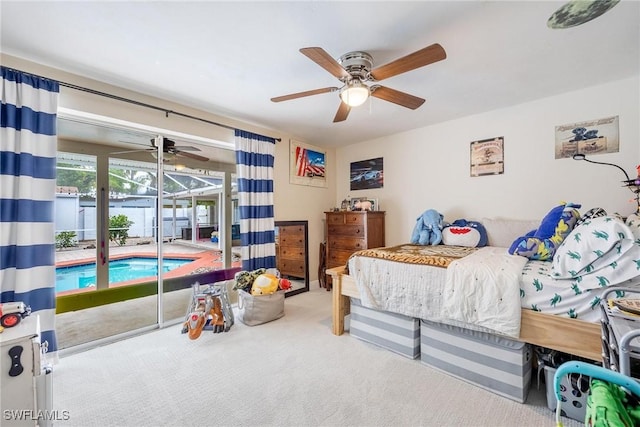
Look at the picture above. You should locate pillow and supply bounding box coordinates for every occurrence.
[576,207,607,226]
[508,202,581,260]
[441,219,488,247]
[551,216,636,279]
[626,213,640,242]
[481,218,540,248]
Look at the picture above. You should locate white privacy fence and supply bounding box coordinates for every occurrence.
[54,195,216,241]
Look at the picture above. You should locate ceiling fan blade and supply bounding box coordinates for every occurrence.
[369,43,446,81]
[271,87,338,102]
[177,151,209,162]
[333,102,351,123]
[173,145,201,152]
[370,86,425,110]
[110,148,152,155]
[300,47,351,80]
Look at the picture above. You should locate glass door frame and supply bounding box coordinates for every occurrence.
[55,112,238,349]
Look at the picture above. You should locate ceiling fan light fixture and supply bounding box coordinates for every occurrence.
[339,80,370,107]
[151,151,175,160]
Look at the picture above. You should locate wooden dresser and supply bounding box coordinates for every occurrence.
[324,211,385,271]
[275,221,308,281]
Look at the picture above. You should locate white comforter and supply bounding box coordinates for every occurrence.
[349,246,527,338]
[441,247,528,338]
[349,251,449,321]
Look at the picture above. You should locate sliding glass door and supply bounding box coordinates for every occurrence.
[55,117,238,351]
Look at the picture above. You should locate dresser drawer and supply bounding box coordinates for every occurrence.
[326,213,365,226]
[327,250,354,268]
[344,213,366,225]
[279,225,305,237]
[327,224,364,237]
[327,236,366,251]
[278,259,306,278]
[279,233,304,248]
[279,246,305,259]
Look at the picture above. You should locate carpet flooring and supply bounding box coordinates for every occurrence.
[52,285,582,427]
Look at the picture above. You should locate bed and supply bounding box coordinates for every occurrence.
[329,215,640,362]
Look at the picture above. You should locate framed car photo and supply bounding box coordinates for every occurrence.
[350,157,383,191]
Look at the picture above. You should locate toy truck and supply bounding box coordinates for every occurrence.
[0,301,31,328]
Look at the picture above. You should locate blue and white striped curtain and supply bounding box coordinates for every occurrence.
[1,67,59,354]
[234,130,276,271]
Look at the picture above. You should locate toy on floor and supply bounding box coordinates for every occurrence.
[233,268,291,295]
[181,281,234,339]
[0,301,31,332]
[251,273,291,295]
[554,361,640,427]
[585,379,640,427]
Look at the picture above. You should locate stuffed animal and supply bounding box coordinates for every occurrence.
[235,268,293,295]
[508,202,581,260]
[410,209,444,246]
[251,273,280,295]
[442,219,488,247]
[233,268,266,291]
[353,200,373,211]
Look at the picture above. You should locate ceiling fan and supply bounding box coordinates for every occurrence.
[112,137,209,162]
[547,0,620,29]
[271,43,447,122]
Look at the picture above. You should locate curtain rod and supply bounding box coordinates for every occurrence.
[4,66,281,142]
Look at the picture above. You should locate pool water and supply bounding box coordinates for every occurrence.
[55,257,194,293]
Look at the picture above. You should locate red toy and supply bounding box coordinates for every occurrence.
[0,301,31,329]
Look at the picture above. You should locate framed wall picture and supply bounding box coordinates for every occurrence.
[470,137,504,177]
[290,140,327,187]
[554,115,619,159]
[350,157,384,190]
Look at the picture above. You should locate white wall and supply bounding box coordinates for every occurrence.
[336,76,640,247]
[272,139,336,280]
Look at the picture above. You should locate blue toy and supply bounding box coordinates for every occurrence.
[410,209,444,246]
[508,202,581,260]
[442,219,488,247]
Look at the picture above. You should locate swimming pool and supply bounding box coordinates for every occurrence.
[55,257,194,293]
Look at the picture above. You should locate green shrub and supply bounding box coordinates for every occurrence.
[109,214,134,246]
[55,231,77,249]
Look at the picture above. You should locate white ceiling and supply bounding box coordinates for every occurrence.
[1,1,638,149]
